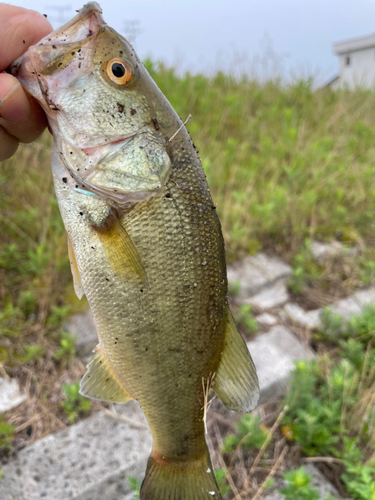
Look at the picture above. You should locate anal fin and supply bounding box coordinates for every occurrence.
[80,345,133,403]
[213,310,259,412]
[67,235,85,300]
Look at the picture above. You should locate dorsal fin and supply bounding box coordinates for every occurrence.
[67,235,85,300]
[213,310,259,412]
[80,345,133,403]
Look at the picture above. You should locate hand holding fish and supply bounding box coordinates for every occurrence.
[0,4,52,160]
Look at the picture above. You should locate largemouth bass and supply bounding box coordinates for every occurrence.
[12,3,259,498]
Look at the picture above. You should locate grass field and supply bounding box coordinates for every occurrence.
[1,63,375,496]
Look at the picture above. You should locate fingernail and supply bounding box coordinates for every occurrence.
[0,82,30,123]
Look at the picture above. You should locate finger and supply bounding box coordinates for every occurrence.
[0,73,48,143]
[0,125,19,161]
[0,5,52,71]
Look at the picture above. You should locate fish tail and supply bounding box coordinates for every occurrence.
[140,447,222,500]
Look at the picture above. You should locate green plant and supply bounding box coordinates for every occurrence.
[288,240,322,294]
[127,476,141,499]
[228,279,241,296]
[222,413,269,452]
[61,382,91,423]
[55,332,76,361]
[214,468,230,495]
[22,344,44,362]
[0,415,14,451]
[233,305,258,335]
[281,467,319,500]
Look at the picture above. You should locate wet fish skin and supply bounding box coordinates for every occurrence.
[12,3,259,499]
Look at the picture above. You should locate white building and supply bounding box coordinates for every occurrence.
[329,33,375,89]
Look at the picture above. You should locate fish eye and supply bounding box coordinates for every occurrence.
[106,58,133,85]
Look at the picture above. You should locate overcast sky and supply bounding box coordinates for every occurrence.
[6,0,375,83]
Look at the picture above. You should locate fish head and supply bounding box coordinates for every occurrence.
[12,2,176,204]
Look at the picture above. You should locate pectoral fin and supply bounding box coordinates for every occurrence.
[80,345,133,403]
[213,310,259,412]
[94,211,148,288]
[67,235,85,300]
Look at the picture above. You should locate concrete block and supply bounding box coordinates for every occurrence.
[0,377,26,413]
[64,310,98,355]
[256,313,278,327]
[244,280,289,310]
[282,303,321,329]
[248,326,314,403]
[1,401,152,500]
[264,463,344,500]
[228,253,292,300]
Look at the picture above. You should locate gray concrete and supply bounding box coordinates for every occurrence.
[256,313,278,327]
[244,280,289,310]
[264,463,344,500]
[248,326,314,404]
[227,253,292,300]
[1,402,152,500]
[0,377,26,412]
[282,303,321,329]
[64,310,98,357]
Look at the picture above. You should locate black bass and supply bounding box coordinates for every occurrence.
[12,3,259,498]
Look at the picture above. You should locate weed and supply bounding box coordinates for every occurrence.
[0,415,14,452]
[222,413,269,452]
[214,468,230,495]
[61,383,91,423]
[55,332,76,361]
[280,467,320,500]
[233,305,258,336]
[127,476,141,499]
[228,279,241,296]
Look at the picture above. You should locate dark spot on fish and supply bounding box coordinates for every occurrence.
[145,347,148,351]
[75,185,78,188]
[165,193,171,198]
[78,48,81,53]
[88,29,93,37]
[62,178,67,183]
[152,117,160,130]
[91,246,95,250]
[52,45,56,49]
[79,212,83,216]
[119,50,123,54]
[140,289,143,293]
[212,204,217,209]
[114,342,117,344]
[58,62,63,67]
[105,378,110,382]
[117,102,124,113]
[130,108,136,115]
[105,278,109,281]
[188,374,192,377]
[70,152,73,154]
[78,62,81,69]
[48,38,51,41]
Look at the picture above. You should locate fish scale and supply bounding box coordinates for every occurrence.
[13,3,259,498]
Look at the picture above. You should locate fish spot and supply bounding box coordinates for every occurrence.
[140,289,143,293]
[105,378,110,382]
[117,102,124,113]
[130,108,137,115]
[152,117,160,130]
[165,193,171,198]
[105,278,109,281]
[62,178,67,183]
[79,212,83,216]
[52,45,56,49]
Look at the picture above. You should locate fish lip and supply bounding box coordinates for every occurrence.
[80,134,137,157]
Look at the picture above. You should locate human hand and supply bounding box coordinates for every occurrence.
[0,4,52,161]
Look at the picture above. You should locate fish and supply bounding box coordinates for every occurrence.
[12,3,259,498]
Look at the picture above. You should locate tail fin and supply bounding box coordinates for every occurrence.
[140,448,222,500]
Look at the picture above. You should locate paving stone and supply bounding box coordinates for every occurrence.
[228,253,292,300]
[248,326,314,403]
[244,280,289,310]
[0,377,27,412]
[1,401,152,500]
[256,313,278,327]
[64,310,98,355]
[310,240,358,264]
[264,463,344,499]
[328,287,375,320]
[282,303,321,329]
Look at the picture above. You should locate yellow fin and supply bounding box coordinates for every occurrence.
[94,211,148,287]
[80,345,133,403]
[213,310,259,412]
[67,235,84,300]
